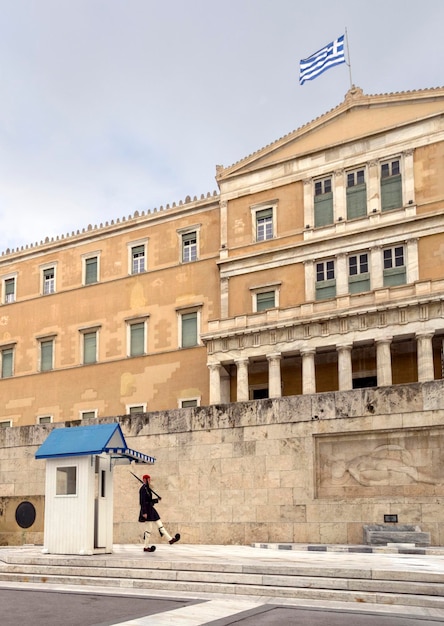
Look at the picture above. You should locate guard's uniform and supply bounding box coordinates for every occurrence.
[138,474,180,552]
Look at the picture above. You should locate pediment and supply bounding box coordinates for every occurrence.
[216,86,444,182]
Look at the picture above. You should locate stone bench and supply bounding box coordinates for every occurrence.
[363,524,431,546]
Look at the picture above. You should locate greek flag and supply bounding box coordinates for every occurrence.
[299,35,346,85]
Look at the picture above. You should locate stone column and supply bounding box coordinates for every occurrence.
[208,363,221,404]
[336,253,348,296]
[376,338,392,387]
[333,169,345,222]
[367,159,379,213]
[267,353,282,398]
[337,343,353,390]
[301,349,316,395]
[236,358,249,402]
[416,332,435,382]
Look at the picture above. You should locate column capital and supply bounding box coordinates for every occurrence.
[266,352,282,362]
[337,343,353,352]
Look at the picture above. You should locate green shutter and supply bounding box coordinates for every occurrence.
[348,273,370,294]
[85,257,98,285]
[381,174,402,211]
[130,322,145,356]
[383,267,406,287]
[256,291,275,311]
[1,349,13,378]
[83,332,97,364]
[41,340,53,371]
[315,279,336,300]
[182,313,197,347]
[314,193,333,227]
[346,184,367,219]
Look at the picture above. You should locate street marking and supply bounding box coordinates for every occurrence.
[113,598,264,625]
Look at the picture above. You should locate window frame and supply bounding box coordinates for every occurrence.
[1,345,14,378]
[128,240,148,275]
[251,201,277,243]
[179,397,200,408]
[37,415,53,424]
[383,245,406,286]
[127,404,147,416]
[313,176,334,227]
[315,259,336,300]
[80,409,98,420]
[83,253,100,286]
[2,274,17,304]
[380,157,402,212]
[177,306,202,349]
[39,336,55,372]
[127,318,148,357]
[80,327,100,365]
[346,167,367,220]
[177,225,201,263]
[348,252,370,294]
[56,465,78,496]
[41,264,57,295]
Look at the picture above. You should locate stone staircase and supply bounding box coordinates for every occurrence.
[0,545,444,611]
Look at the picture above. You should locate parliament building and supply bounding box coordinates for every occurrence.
[1,86,444,428]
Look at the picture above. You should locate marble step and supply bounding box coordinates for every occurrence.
[0,563,443,610]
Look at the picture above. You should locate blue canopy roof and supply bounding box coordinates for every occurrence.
[35,423,155,464]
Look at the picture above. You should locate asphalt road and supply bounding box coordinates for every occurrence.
[1,588,442,626]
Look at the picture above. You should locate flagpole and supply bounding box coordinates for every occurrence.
[345,27,354,88]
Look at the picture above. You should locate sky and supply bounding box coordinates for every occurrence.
[1,0,444,252]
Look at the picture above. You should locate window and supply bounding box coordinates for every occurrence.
[181,312,198,348]
[40,338,54,372]
[131,244,146,274]
[256,208,273,241]
[82,330,98,364]
[37,415,52,424]
[383,245,406,286]
[348,253,370,294]
[128,405,146,416]
[0,420,12,428]
[314,177,333,227]
[84,256,98,285]
[346,169,367,219]
[315,259,336,300]
[256,291,276,312]
[381,159,402,211]
[1,347,14,378]
[180,398,199,408]
[182,231,197,262]
[80,410,97,420]
[129,321,145,357]
[43,267,55,295]
[56,466,77,495]
[3,277,16,304]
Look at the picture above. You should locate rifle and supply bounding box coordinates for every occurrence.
[130,470,162,500]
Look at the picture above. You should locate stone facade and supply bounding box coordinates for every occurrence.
[1,380,444,547]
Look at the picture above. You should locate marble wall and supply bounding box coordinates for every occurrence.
[1,380,444,547]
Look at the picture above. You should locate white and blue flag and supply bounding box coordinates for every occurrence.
[299,35,346,85]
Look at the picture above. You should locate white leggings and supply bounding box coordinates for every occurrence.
[143,519,173,545]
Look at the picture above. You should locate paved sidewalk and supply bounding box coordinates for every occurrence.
[0,543,443,625]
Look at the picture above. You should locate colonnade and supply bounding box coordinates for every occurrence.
[208,331,439,404]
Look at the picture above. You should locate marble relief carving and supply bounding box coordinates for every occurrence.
[316,428,444,499]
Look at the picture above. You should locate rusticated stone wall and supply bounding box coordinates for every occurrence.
[1,381,444,547]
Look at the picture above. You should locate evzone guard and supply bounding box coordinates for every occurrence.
[136,473,180,552]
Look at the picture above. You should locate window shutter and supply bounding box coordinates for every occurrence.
[1,349,13,378]
[130,322,145,356]
[41,340,53,371]
[256,291,275,311]
[346,184,367,219]
[381,174,402,211]
[315,279,336,300]
[314,193,333,227]
[182,313,197,347]
[85,257,98,284]
[83,332,97,364]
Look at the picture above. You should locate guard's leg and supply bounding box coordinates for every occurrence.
[143,523,156,552]
[156,519,180,544]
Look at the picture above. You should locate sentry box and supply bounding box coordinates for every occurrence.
[35,423,154,555]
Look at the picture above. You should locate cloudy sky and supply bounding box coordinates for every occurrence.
[1,0,443,252]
